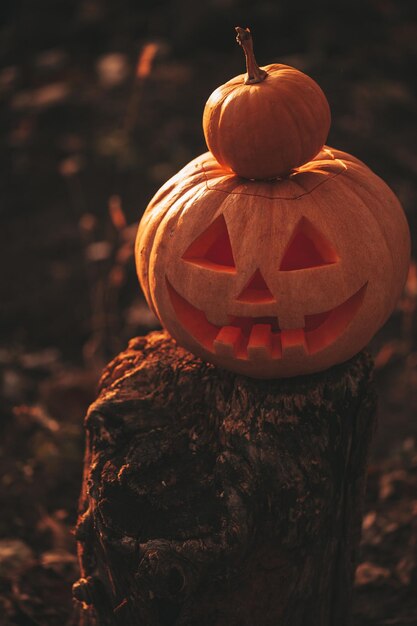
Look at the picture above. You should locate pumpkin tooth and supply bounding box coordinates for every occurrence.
[166,278,369,366]
[281,329,307,357]
[271,334,283,359]
[214,326,243,357]
[247,324,272,360]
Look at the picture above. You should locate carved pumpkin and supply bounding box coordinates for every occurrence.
[203,27,331,180]
[136,147,410,379]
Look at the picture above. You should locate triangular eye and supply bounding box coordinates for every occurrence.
[279,217,339,271]
[182,215,236,272]
[237,269,276,303]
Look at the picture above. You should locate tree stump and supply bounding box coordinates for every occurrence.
[73,330,377,626]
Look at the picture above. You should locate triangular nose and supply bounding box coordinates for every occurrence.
[236,269,276,303]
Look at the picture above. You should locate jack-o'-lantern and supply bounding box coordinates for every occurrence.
[135,27,410,379]
[136,147,410,378]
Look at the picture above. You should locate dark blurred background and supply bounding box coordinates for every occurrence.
[1,1,417,624]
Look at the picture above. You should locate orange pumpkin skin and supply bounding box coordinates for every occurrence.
[136,148,410,379]
[203,64,331,180]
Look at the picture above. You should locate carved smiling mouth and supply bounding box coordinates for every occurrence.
[166,280,367,361]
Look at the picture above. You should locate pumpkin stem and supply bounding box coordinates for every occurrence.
[235,27,267,85]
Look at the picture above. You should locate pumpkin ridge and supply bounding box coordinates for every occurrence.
[146,181,211,316]
[334,174,397,328]
[215,90,247,167]
[322,148,366,168]
[280,72,330,124]
[320,146,336,160]
[201,157,347,200]
[270,88,306,168]
[262,63,296,74]
[136,180,181,310]
[336,171,394,254]
[333,172,398,323]
[285,176,319,199]
[275,81,329,167]
[204,83,238,162]
[139,165,211,244]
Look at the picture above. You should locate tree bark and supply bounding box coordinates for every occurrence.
[73,330,377,626]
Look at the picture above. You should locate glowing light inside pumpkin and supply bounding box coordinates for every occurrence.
[182,214,236,272]
[183,213,339,276]
[280,216,339,271]
[237,269,276,303]
[166,279,367,360]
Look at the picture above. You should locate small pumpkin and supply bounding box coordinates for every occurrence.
[136,147,410,379]
[203,27,331,180]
